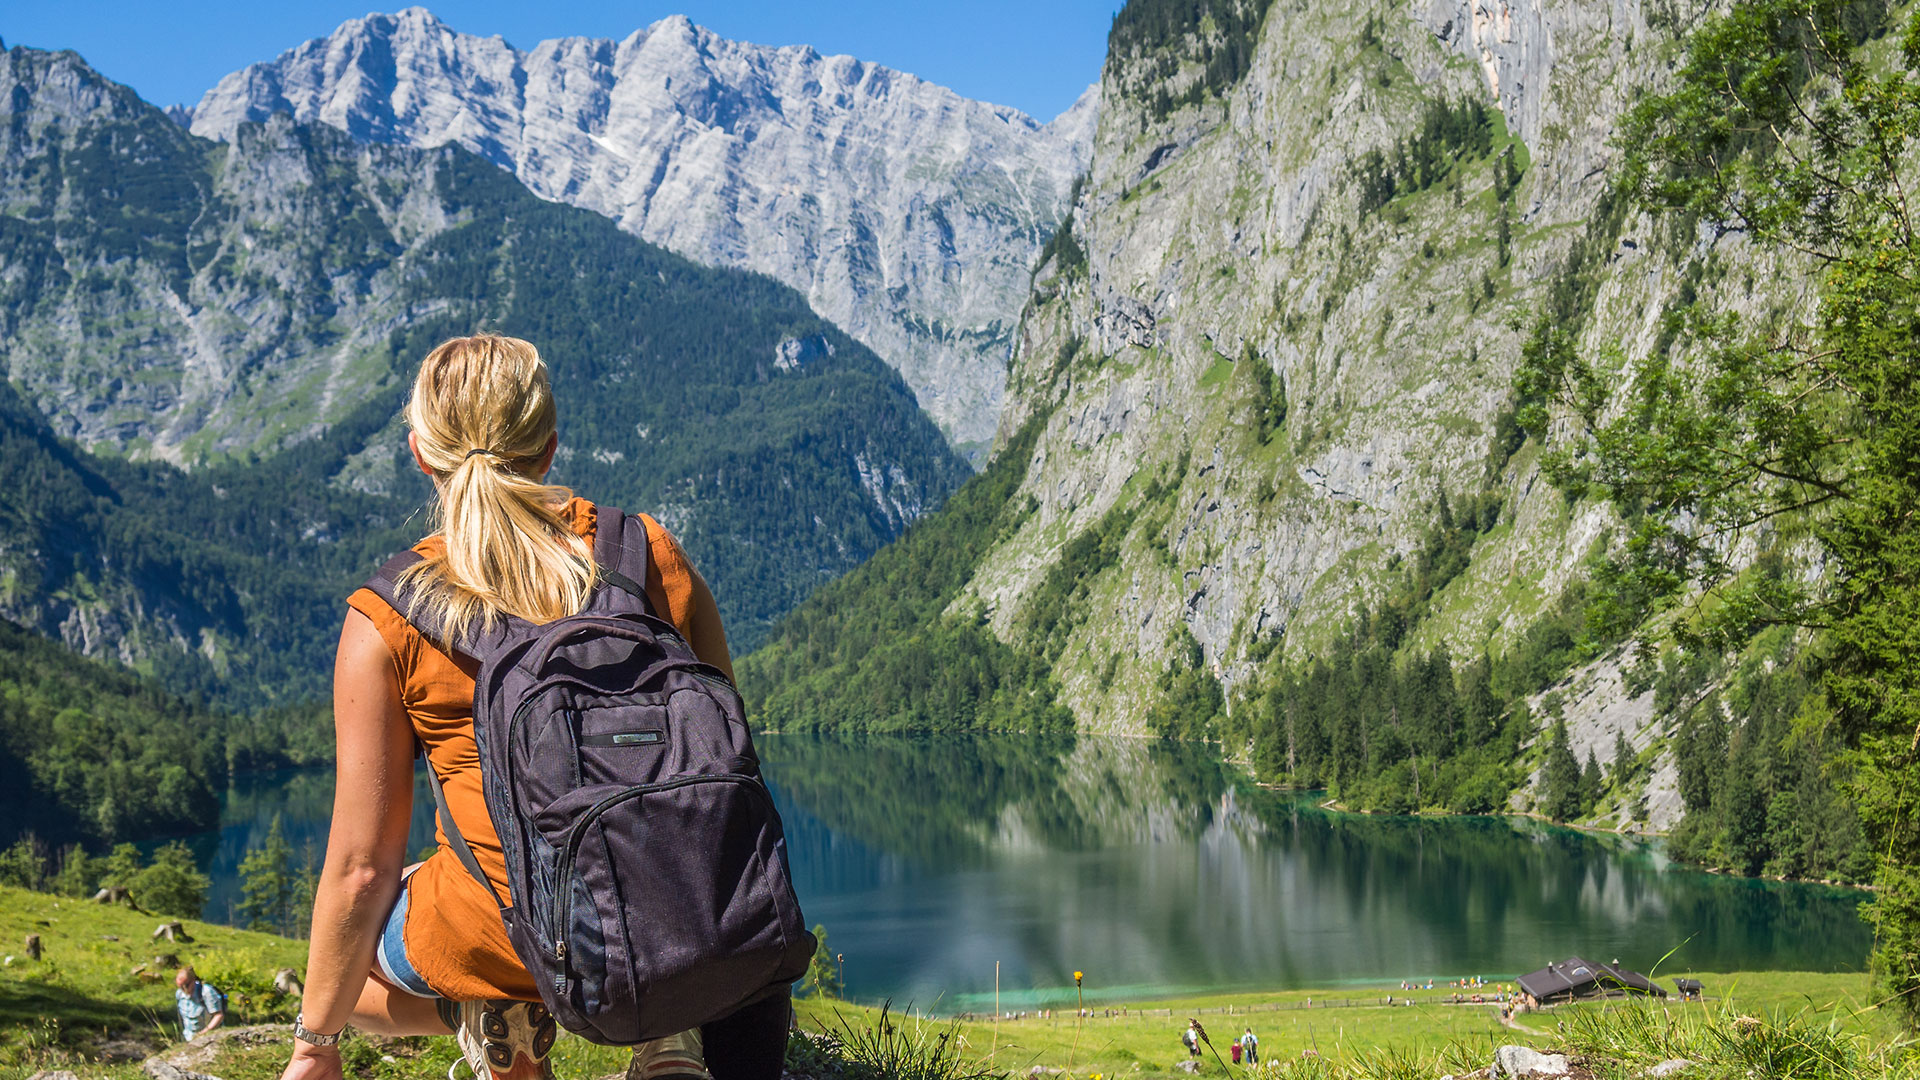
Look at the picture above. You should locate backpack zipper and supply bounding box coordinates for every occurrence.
[549,772,774,993]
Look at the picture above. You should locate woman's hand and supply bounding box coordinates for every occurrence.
[280,1041,345,1080]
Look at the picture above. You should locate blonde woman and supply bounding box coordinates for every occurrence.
[280,335,790,1080]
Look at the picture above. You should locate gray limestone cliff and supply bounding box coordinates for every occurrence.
[944,0,1805,829]
[187,8,1099,456]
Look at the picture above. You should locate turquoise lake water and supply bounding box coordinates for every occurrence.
[190,733,1871,1006]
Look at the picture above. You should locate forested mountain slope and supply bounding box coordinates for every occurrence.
[186,8,1099,455]
[744,0,1879,888]
[0,44,967,687]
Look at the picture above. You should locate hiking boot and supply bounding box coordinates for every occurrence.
[625,1029,710,1080]
[451,999,558,1080]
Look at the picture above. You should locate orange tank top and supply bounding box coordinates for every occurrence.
[345,498,733,1001]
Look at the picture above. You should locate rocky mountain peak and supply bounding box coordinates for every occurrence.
[189,9,1098,453]
[1046,84,1103,146]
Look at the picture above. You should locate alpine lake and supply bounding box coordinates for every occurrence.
[186,734,1870,1009]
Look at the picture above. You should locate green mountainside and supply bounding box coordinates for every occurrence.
[0,44,968,703]
[742,0,1899,908]
[0,614,294,850]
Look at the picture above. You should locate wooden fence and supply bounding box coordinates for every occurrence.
[950,996,1511,1021]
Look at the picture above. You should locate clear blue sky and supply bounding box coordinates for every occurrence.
[4,1,1115,121]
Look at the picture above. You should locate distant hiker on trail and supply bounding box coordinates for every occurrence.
[1183,1019,1202,1058]
[280,335,805,1080]
[1231,1039,1242,1064]
[1241,1027,1258,1065]
[175,966,226,1040]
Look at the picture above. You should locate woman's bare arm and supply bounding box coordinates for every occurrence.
[684,564,735,681]
[285,610,416,1072]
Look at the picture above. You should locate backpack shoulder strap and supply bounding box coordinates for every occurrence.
[426,759,505,909]
[362,548,439,639]
[360,552,509,906]
[358,549,519,660]
[592,506,654,613]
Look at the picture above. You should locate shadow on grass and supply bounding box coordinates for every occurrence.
[0,980,169,1064]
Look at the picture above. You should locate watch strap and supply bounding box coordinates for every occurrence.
[294,1013,343,1046]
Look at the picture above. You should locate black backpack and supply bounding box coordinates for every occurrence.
[363,506,815,1044]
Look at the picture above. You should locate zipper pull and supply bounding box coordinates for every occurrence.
[555,939,568,961]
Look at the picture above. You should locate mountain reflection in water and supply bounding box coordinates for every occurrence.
[188,734,1867,1005]
[760,733,1869,1006]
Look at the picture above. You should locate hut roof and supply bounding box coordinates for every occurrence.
[1517,957,1668,1002]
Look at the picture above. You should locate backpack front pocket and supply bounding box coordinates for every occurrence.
[536,773,800,1043]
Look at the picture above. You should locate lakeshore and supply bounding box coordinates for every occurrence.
[789,970,1894,1077]
[0,883,1899,1080]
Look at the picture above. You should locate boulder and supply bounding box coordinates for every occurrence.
[1175,1061,1202,1073]
[142,1024,289,1080]
[1493,1045,1570,1078]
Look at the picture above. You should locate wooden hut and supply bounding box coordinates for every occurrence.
[1516,957,1668,1004]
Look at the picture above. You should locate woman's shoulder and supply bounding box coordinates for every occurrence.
[634,512,691,571]
[573,498,683,566]
[561,496,597,539]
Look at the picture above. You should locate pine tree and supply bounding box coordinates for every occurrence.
[289,841,321,939]
[136,841,210,918]
[1540,719,1583,822]
[1581,749,1605,813]
[238,814,298,934]
[1721,737,1771,876]
[1611,730,1635,787]
[800,924,841,999]
[0,836,45,890]
[101,843,143,895]
[50,845,101,898]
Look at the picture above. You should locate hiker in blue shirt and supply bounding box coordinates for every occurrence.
[176,966,227,1040]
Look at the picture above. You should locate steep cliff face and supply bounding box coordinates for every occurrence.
[0,47,445,460]
[938,0,1804,825]
[187,8,1098,455]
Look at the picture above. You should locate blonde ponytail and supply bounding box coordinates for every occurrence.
[397,334,596,642]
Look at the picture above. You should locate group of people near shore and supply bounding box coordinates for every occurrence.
[1501,992,1542,1021]
[1181,1020,1259,1066]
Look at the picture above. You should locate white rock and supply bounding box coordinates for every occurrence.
[190,7,1099,448]
[1647,1060,1694,1077]
[1493,1045,1569,1077]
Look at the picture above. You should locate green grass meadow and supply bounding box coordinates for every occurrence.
[789,970,1902,1078]
[2,884,1911,1080]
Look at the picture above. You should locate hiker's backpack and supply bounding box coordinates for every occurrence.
[202,982,227,1016]
[363,507,815,1045]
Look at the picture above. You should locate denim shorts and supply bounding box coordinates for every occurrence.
[374,869,438,998]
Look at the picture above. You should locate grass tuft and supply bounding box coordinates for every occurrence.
[819,1003,1011,1080]
[1563,998,1920,1080]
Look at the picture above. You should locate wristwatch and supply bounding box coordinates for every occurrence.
[293,1014,343,1047]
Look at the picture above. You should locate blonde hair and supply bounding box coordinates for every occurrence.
[397,334,595,642]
